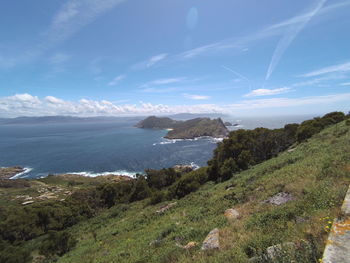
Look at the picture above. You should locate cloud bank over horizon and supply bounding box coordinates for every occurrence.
[0,93,349,118]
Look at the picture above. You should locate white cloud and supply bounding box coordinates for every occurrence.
[1,92,350,118]
[228,92,350,111]
[183,94,210,100]
[244,88,291,97]
[340,82,350,86]
[300,62,350,78]
[146,53,168,67]
[150,77,185,85]
[265,0,327,80]
[108,75,125,86]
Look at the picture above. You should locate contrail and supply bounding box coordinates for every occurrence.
[265,0,327,80]
[222,65,252,91]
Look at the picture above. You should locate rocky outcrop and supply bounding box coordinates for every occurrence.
[0,166,24,179]
[264,192,294,206]
[322,185,350,262]
[201,228,220,250]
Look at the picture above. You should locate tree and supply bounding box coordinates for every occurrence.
[39,231,77,257]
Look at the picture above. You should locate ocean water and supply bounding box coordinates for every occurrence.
[0,115,312,179]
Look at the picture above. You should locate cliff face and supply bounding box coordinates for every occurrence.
[136,116,229,139]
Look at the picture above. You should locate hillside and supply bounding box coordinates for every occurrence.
[136,116,229,139]
[1,115,348,263]
[55,119,350,263]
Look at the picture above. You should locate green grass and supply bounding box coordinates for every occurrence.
[29,121,348,263]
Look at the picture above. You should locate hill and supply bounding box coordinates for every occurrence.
[136,116,229,139]
[0,112,349,263]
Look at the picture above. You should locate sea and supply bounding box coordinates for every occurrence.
[0,115,313,179]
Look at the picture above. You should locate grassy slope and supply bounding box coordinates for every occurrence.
[39,122,350,262]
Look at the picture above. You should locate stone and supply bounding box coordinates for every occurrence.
[22,201,34,205]
[264,192,294,206]
[266,242,295,259]
[201,228,220,250]
[156,202,177,214]
[224,209,240,220]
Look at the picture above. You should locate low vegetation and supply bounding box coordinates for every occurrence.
[0,112,349,262]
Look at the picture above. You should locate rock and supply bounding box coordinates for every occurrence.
[287,148,296,153]
[266,242,295,259]
[264,192,294,206]
[201,228,220,250]
[22,201,34,205]
[156,202,177,214]
[224,122,233,126]
[224,209,240,220]
[183,241,198,250]
[0,166,24,179]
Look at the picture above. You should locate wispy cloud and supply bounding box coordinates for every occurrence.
[131,53,168,70]
[178,43,240,60]
[146,53,168,67]
[148,77,186,85]
[228,92,350,111]
[108,75,125,86]
[340,82,350,86]
[0,0,127,68]
[222,65,252,90]
[45,0,126,49]
[265,0,327,80]
[244,87,292,97]
[183,94,210,100]
[300,62,350,78]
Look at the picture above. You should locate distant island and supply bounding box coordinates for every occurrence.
[136,116,229,139]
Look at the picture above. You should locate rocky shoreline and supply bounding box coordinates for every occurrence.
[0,166,25,179]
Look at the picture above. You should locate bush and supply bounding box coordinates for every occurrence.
[39,230,77,257]
[0,240,32,263]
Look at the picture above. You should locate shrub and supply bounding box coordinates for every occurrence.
[39,230,77,257]
[0,240,32,263]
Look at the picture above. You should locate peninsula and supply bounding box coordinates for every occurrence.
[136,116,229,139]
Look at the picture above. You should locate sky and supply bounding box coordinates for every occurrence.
[0,0,350,117]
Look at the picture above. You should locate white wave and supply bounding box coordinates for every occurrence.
[10,167,33,179]
[189,162,200,170]
[64,170,142,178]
[153,136,224,146]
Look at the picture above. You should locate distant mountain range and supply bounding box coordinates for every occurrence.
[0,113,227,125]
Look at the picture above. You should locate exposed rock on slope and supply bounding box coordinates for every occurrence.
[0,166,24,179]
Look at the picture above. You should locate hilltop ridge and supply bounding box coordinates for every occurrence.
[136,116,229,139]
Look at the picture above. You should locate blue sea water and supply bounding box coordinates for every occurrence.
[0,115,312,179]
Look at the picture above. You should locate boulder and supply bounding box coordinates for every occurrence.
[201,228,220,250]
[264,192,294,206]
[224,209,240,220]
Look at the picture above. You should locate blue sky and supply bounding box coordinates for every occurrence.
[0,0,350,117]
